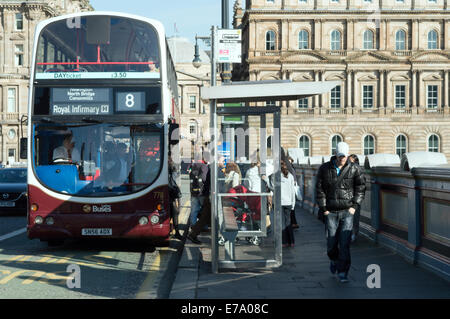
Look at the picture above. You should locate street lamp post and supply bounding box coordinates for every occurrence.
[192,26,219,273]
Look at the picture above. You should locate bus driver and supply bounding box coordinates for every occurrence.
[53,134,80,163]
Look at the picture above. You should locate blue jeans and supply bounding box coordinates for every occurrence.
[190,196,206,226]
[326,209,354,274]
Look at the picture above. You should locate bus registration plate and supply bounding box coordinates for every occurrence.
[0,202,15,207]
[81,228,112,236]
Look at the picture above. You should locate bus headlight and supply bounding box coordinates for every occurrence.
[35,216,44,225]
[30,204,39,212]
[139,216,149,225]
[45,217,55,225]
[150,214,160,225]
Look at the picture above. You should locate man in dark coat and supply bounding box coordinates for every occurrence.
[316,142,366,283]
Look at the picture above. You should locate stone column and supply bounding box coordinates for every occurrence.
[443,19,447,51]
[281,19,289,51]
[314,70,320,108]
[379,20,386,51]
[346,70,352,109]
[411,70,417,108]
[353,71,358,109]
[320,70,325,109]
[282,70,290,115]
[412,20,419,51]
[385,20,390,51]
[444,70,449,108]
[417,70,424,113]
[347,20,353,51]
[314,19,321,50]
[384,71,391,112]
[379,70,385,108]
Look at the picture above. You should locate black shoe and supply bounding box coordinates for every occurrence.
[173,232,183,240]
[187,234,201,245]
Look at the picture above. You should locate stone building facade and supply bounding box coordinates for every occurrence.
[168,37,221,164]
[0,0,92,165]
[233,0,450,160]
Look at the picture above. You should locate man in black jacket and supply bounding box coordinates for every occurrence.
[316,142,366,283]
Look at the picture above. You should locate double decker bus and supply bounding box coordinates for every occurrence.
[24,12,180,245]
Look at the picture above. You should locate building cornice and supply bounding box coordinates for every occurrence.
[243,9,450,24]
[244,9,450,16]
[0,73,29,80]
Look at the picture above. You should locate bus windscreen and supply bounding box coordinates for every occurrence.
[35,16,161,80]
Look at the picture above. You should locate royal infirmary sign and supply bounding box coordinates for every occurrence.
[217,29,242,64]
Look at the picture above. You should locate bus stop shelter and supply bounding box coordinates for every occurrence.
[201,80,339,273]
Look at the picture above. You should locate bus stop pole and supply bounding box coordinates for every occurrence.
[210,25,219,274]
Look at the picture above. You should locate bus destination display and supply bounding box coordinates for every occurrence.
[51,88,112,116]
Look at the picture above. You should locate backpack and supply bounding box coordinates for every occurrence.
[189,164,204,196]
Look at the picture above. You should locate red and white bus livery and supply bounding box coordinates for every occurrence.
[25,12,180,245]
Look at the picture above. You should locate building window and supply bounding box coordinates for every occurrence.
[331,135,342,155]
[7,88,17,113]
[396,135,407,157]
[362,85,374,109]
[330,30,341,51]
[298,30,309,49]
[427,85,438,108]
[298,135,310,157]
[363,30,374,50]
[364,135,375,155]
[395,85,406,108]
[267,0,275,3]
[8,149,16,163]
[395,30,406,50]
[298,98,308,109]
[330,85,341,108]
[15,44,24,66]
[266,101,276,107]
[299,0,307,3]
[189,95,196,110]
[189,121,197,135]
[266,31,276,51]
[15,13,23,31]
[427,30,438,49]
[428,134,439,152]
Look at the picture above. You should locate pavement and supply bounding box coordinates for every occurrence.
[169,201,450,299]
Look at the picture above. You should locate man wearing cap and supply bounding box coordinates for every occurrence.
[316,142,366,283]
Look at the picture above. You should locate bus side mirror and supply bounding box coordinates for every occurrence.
[20,138,27,159]
[169,123,179,145]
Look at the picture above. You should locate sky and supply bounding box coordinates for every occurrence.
[89,0,238,46]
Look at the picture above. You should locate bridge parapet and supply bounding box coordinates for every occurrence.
[294,152,450,281]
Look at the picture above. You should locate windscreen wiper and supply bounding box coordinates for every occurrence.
[39,117,55,123]
[82,117,103,124]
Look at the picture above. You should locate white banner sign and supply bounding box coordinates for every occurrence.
[217,29,242,63]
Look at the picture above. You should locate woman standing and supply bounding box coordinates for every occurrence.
[224,161,242,191]
[280,161,297,247]
[244,161,261,192]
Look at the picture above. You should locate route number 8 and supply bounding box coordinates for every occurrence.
[125,94,135,108]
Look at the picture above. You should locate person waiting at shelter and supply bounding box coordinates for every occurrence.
[224,161,242,191]
[53,133,80,164]
[244,161,262,193]
[187,151,211,245]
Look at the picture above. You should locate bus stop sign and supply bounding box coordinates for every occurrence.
[217,29,241,64]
